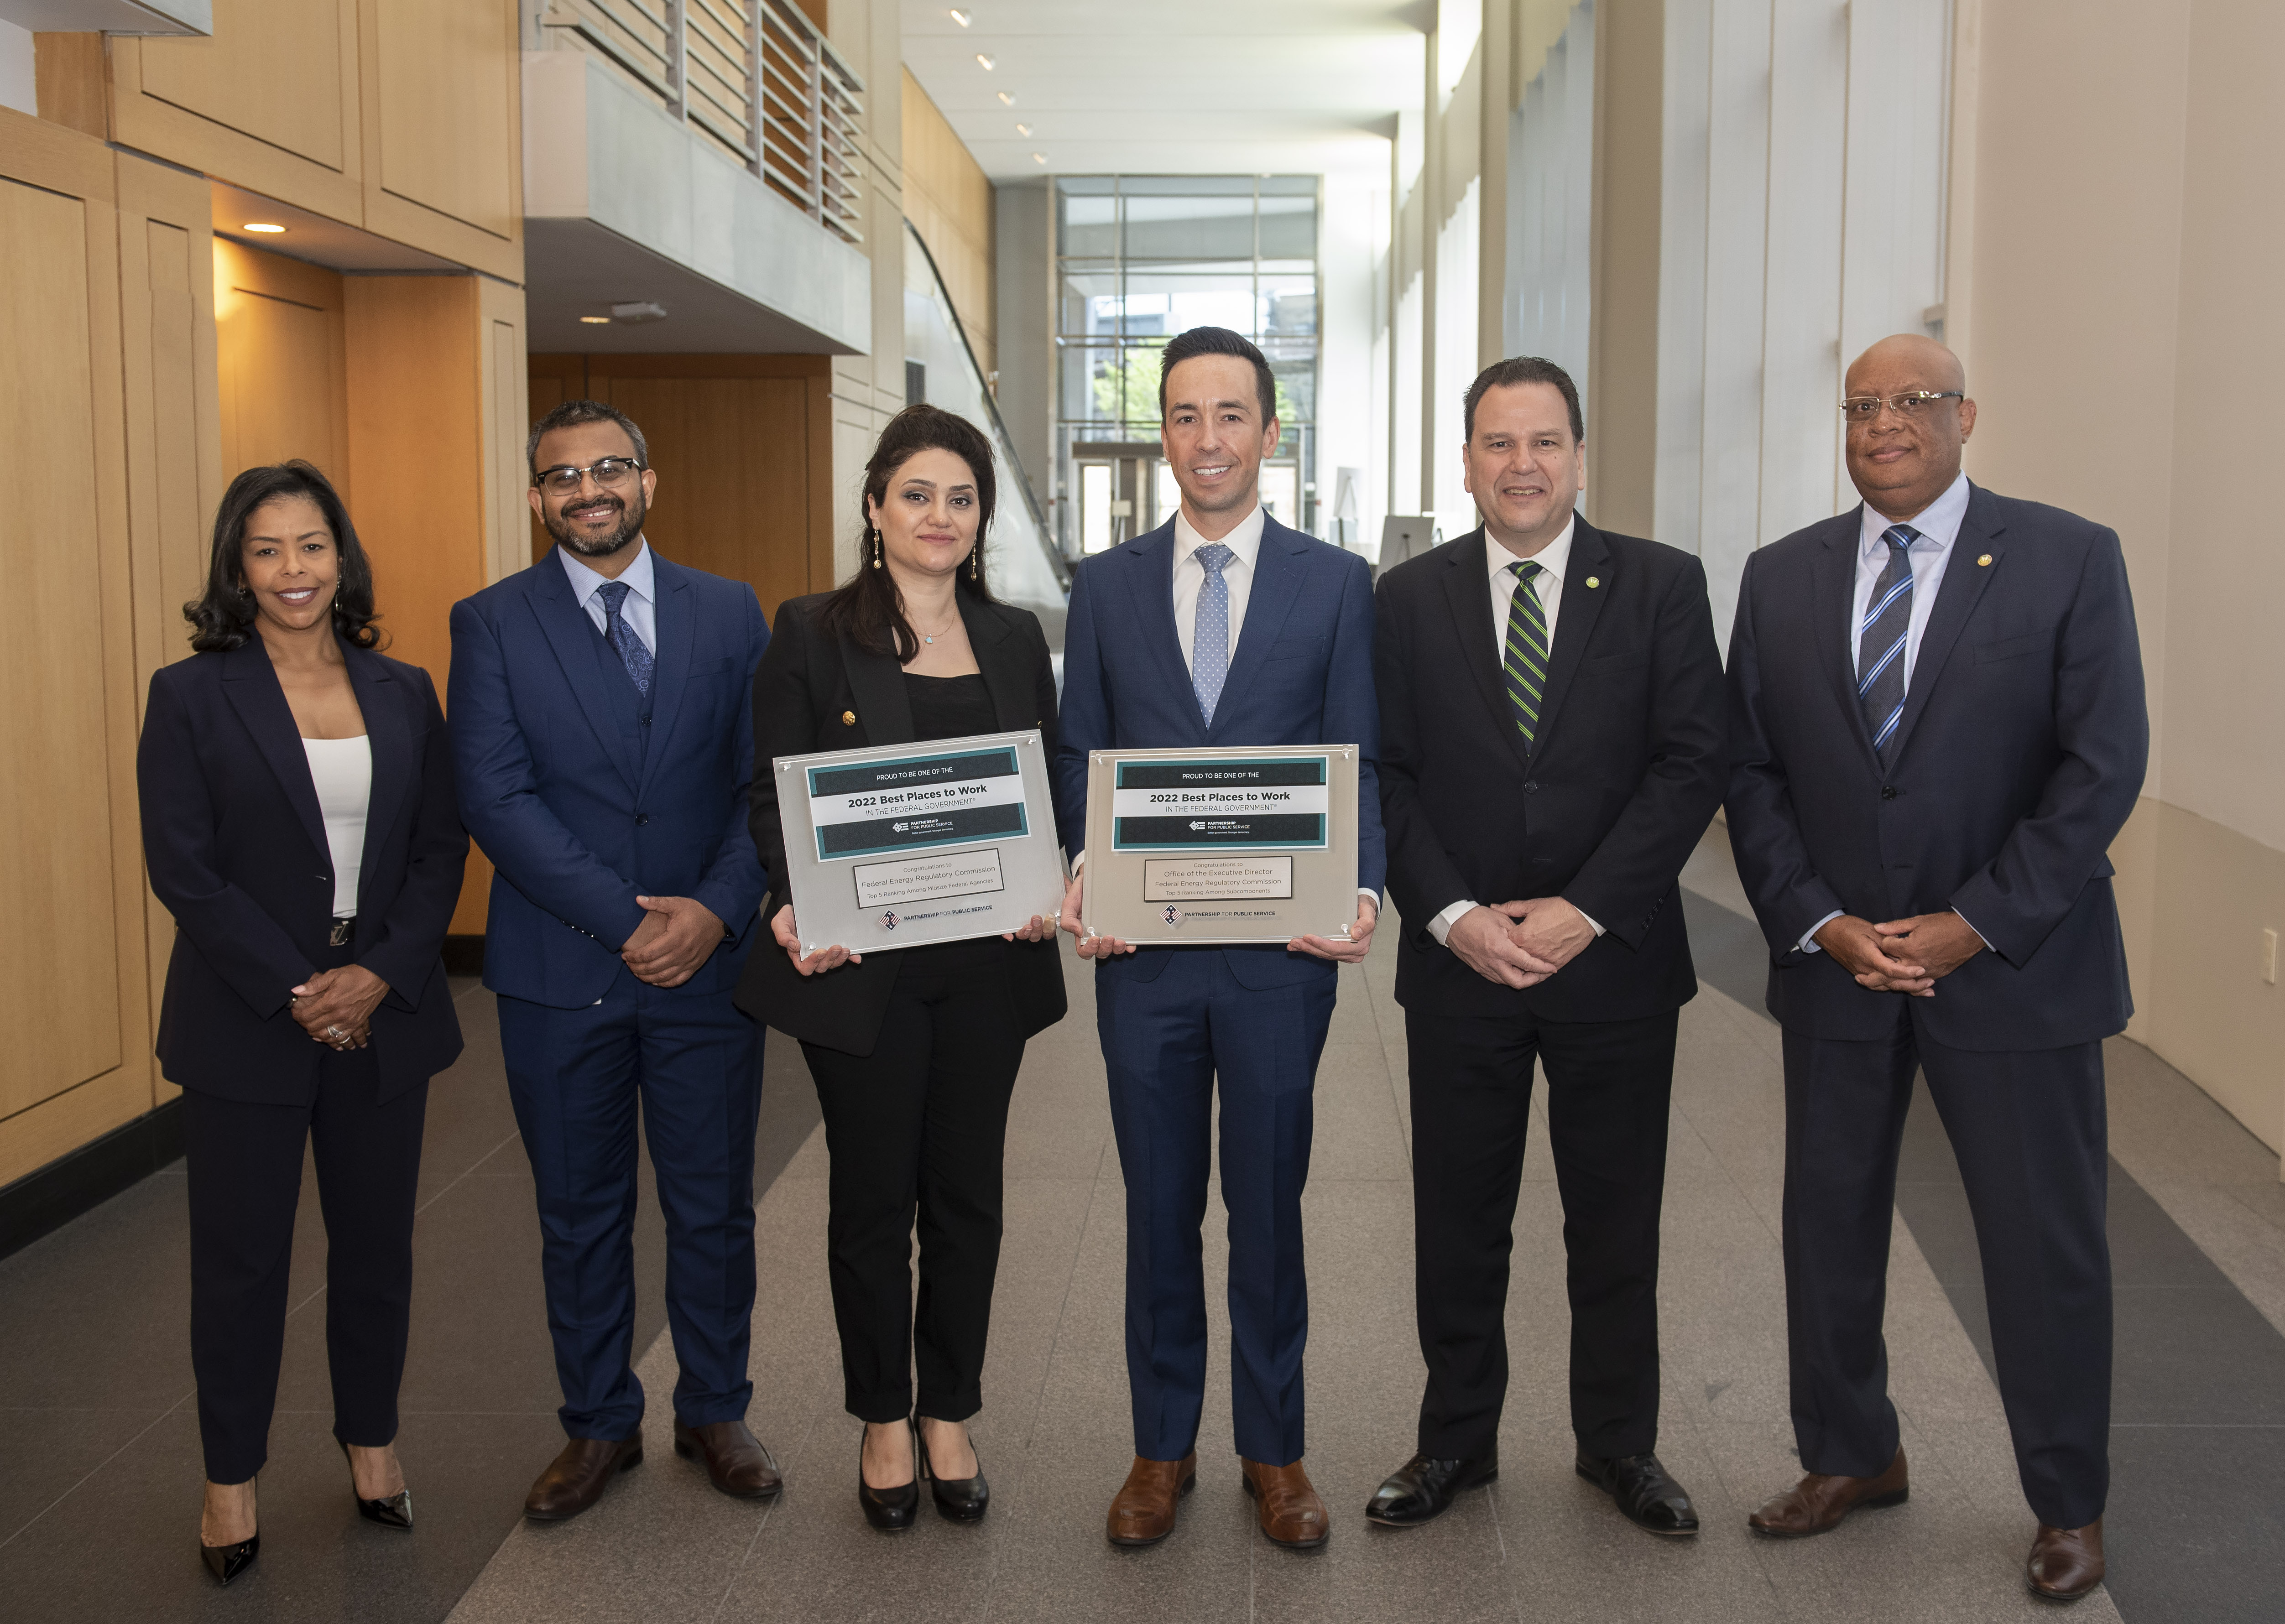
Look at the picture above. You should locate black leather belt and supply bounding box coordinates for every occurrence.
[329,917,353,947]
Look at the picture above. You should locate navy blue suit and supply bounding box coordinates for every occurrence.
[1054,514,1383,1466]
[449,547,771,1439]
[1725,482,2146,1529]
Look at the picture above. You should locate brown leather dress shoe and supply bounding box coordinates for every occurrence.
[524,1434,643,1521]
[1242,1457,1330,1549]
[1106,1452,1197,1546]
[2027,1519,2105,1600]
[673,1419,783,1499]
[1747,1446,1909,1537]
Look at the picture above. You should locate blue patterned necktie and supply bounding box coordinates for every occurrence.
[1190,542,1235,725]
[1502,560,1549,749]
[595,579,653,697]
[1857,525,1919,761]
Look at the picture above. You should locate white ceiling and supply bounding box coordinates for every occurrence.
[897,1,1429,182]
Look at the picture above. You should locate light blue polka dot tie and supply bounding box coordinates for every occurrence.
[1190,542,1234,726]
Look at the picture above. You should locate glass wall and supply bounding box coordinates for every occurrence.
[1054,176,1320,556]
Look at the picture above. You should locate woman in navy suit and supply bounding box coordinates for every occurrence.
[137,461,467,1586]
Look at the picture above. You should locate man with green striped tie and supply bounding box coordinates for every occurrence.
[1366,357,1727,1535]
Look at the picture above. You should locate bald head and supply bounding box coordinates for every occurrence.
[1842,333,1977,522]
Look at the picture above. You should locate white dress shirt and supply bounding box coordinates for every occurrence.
[1796,469,1985,954]
[1429,518,1603,946]
[1171,503,1266,672]
[559,539,657,655]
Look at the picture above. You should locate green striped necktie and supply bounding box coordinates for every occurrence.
[1503,559,1549,748]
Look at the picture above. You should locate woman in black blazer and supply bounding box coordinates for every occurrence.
[736,405,1067,1531]
[138,461,467,1586]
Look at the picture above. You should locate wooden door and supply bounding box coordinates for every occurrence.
[214,238,350,495]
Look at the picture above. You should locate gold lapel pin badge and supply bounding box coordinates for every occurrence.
[1977,554,1993,567]
[1585,576,1601,588]
[841,710,856,725]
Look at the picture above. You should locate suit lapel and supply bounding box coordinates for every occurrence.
[220,641,329,861]
[527,552,641,792]
[1440,531,1528,770]
[1122,522,1198,733]
[1527,520,1611,762]
[961,598,1030,731]
[344,649,412,906]
[1211,520,1304,740]
[1815,512,1879,763]
[637,559,693,797]
[840,634,914,745]
[1886,484,2007,767]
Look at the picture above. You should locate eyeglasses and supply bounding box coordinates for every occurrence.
[1839,391,1963,422]
[534,457,642,495]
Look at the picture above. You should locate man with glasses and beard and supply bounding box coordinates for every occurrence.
[448,400,779,1522]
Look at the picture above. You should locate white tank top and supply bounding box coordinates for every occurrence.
[303,735,372,917]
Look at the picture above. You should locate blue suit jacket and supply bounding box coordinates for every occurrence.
[448,549,771,1010]
[1053,513,1385,989]
[1724,483,2148,1051]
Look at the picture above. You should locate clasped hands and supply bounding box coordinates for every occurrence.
[1055,869,1378,964]
[1812,910,1984,995]
[1446,896,1598,989]
[771,902,1056,977]
[289,964,389,1050]
[622,894,728,988]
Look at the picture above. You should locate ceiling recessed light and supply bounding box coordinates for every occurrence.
[1015,122,1031,135]
[949,7,971,23]
[1032,152,1047,165]
[243,222,286,234]
[579,315,612,325]
[996,90,1014,106]
[974,52,995,70]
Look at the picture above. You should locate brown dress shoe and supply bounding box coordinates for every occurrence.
[1106,1452,1197,1546]
[524,1434,642,1521]
[673,1419,783,1499]
[1747,1446,1909,1537]
[2027,1519,2105,1600]
[1242,1457,1330,1549]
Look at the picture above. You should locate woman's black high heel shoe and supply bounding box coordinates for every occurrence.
[340,1439,414,1530]
[856,1423,919,1531]
[914,1417,990,1523]
[200,1534,260,1587]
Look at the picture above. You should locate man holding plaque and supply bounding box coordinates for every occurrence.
[1366,358,1725,1536]
[1054,326,1384,1550]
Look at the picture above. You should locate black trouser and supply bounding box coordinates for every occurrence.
[800,938,1028,1424]
[183,1041,429,1484]
[1408,1006,1678,1461]
[1781,1019,2110,1530]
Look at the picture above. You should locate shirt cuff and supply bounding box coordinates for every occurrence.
[1796,909,1845,955]
[1951,907,1992,951]
[1427,899,1475,946]
[1573,906,1606,937]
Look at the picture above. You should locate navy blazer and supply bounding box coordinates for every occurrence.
[1724,482,2148,1051]
[1053,513,1385,989]
[448,549,771,1010]
[1376,523,1727,1021]
[138,642,468,1104]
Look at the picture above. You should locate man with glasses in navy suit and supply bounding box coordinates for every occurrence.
[1054,327,1384,1552]
[449,400,779,1523]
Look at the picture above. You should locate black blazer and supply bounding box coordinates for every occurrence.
[138,641,469,1104]
[735,591,1069,1057]
[1374,522,1727,1021]
[1724,482,2147,1051]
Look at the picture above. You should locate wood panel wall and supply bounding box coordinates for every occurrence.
[214,239,352,493]
[900,68,996,379]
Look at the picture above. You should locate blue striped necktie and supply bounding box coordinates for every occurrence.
[1190,542,1235,725]
[1502,560,1550,749]
[1857,526,1918,760]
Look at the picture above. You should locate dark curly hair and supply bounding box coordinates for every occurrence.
[184,461,382,653]
[815,404,1000,662]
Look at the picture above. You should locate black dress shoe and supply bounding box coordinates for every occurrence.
[857,1428,919,1531]
[200,1533,260,1587]
[340,1439,413,1530]
[914,1418,989,1523]
[1364,1451,1498,1527]
[1576,1449,1699,1536]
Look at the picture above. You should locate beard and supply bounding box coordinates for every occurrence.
[547,489,647,558]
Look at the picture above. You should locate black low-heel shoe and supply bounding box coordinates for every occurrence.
[200,1534,260,1587]
[914,1418,990,1523]
[857,1430,919,1532]
[340,1440,414,1530]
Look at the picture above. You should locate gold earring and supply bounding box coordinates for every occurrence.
[869,526,882,569]
[969,547,980,581]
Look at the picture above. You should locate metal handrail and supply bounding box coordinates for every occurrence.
[544,0,865,242]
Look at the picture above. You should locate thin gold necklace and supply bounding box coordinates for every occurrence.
[915,608,960,645]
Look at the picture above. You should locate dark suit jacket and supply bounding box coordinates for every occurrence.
[1375,523,1727,1021]
[736,591,1069,1056]
[1724,482,2148,1051]
[1051,513,1386,991]
[447,549,770,1010]
[138,641,468,1104]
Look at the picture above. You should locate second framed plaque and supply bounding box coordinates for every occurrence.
[1081,744,1362,946]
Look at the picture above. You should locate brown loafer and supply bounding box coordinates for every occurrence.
[673,1419,783,1499]
[1106,1452,1197,1546]
[1747,1446,1908,1537]
[1242,1457,1330,1549]
[524,1434,642,1521]
[2027,1519,2105,1600]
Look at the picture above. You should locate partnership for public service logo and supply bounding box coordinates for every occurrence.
[879,911,899,931]
[1162,905,1184,927]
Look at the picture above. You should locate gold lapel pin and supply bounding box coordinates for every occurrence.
[841,709,856,725]
[1585,576,1601,588]
[1977,554,1993,567]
